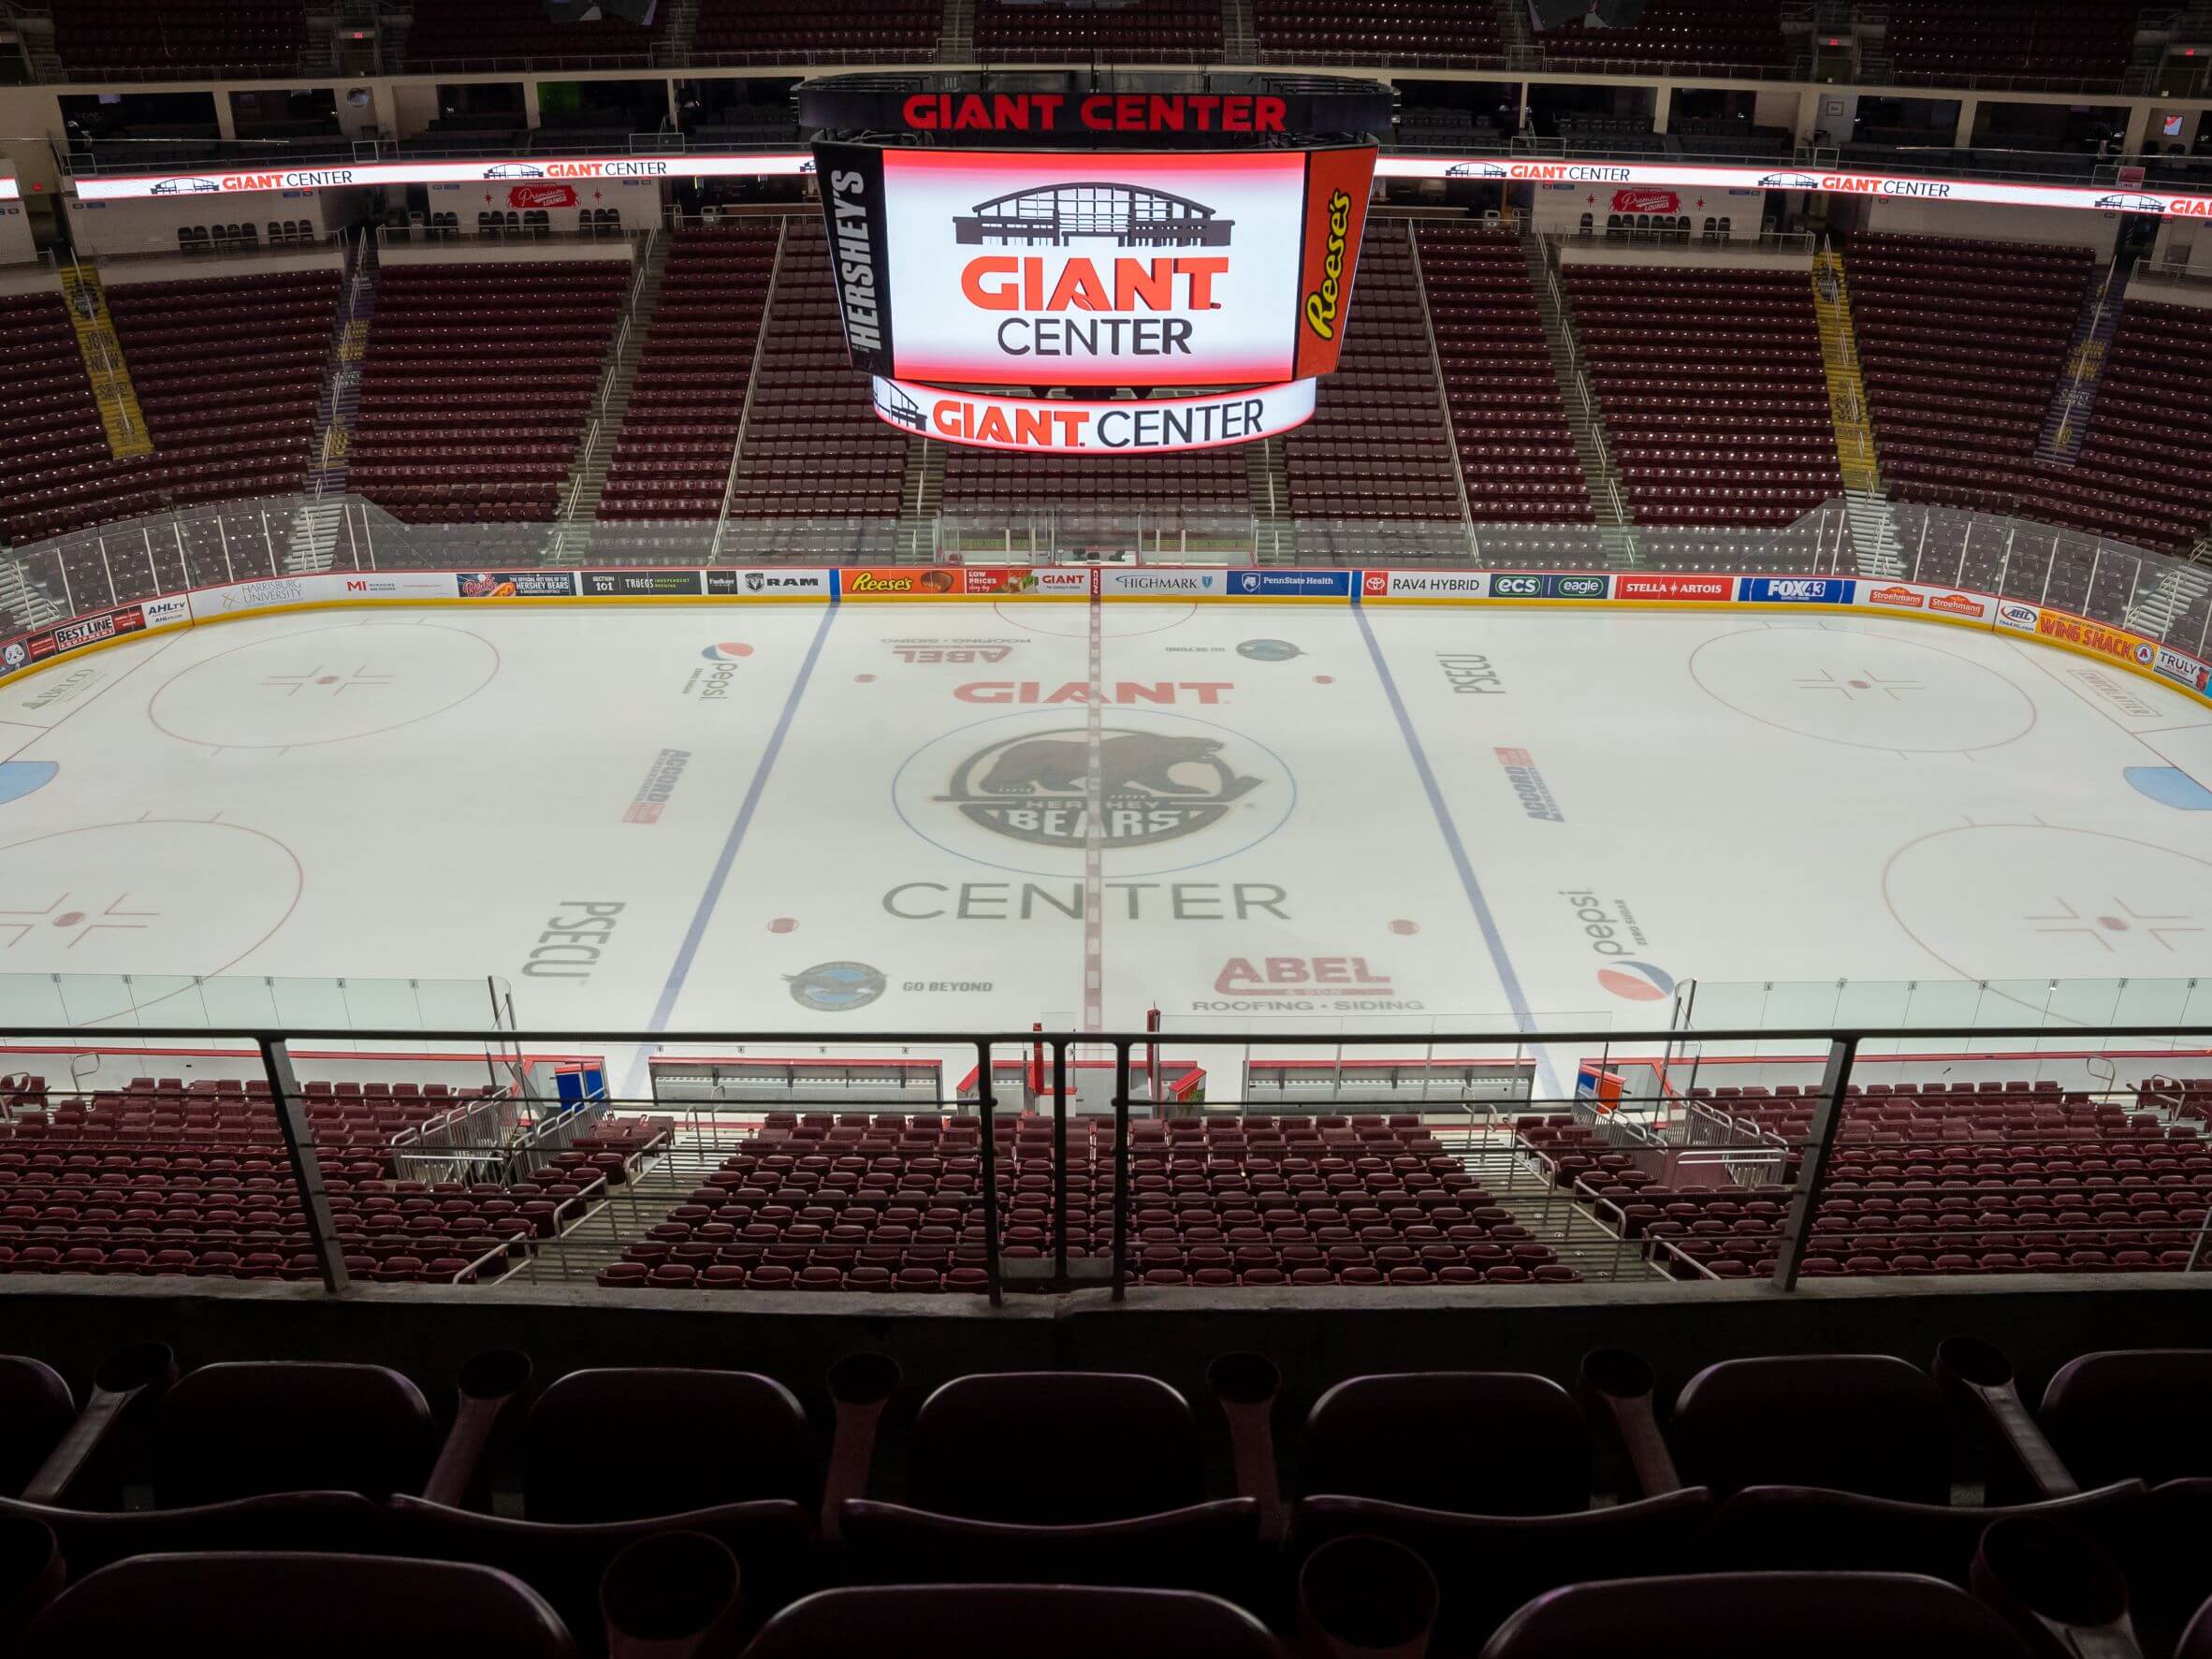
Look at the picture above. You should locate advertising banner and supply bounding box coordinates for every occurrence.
[1359,570,1491,601]
[190,574,330,619]
[580,569,706,598]
[706,569,835,597]
[1099,568,1229,599]
[834,565,1119,600]
[815,141,896,377]
[2032,609,2159,671]
[841,145,1374,389]
[1292,146,1376,380]
[1613,573,1733,603]
[1856,581,1991,619]
[2152,644,2212,694]
[870,375,1315,453]
[456,571,577,599]
[1489,572,1609,599]
[334,572,458,601]
[956,566,1090,597]
[1738,575,1855,604]
[1995,599,2040,633]
[1227,569,1352,598]
[0,595,187,682]
[837,567,970,600]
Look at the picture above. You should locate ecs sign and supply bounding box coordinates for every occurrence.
[819,142,1375,387]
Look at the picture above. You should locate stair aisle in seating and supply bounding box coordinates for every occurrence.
[600,221,787,528]
[1845,232,2092,524]
[1289,220,1530,552]
[2036,259,2123,465]
[346,257,629,524]
[1811,248,1881,495]
[1564,257,1841,529]
[719,219,909,560]
[56,267,153,461]
[555,230,672,557]
[0,290,153,544]
[2030,296,2212,554]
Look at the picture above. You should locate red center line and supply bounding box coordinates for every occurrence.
[1083,584,1105,1033]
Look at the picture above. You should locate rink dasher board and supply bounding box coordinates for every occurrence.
[1,565,2205,715]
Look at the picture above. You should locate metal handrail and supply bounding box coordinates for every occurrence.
[2047,256,2123,454]
[708,217,787,564]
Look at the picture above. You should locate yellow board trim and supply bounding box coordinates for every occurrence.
[1,585,2201,713]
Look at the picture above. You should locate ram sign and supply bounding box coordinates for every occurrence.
[816,142,1375,388]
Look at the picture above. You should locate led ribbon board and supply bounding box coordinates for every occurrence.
[868,375,1317,452]
[1375,155,2212,218]
[62,152,2212,223]
[68,153,819,201]
[816,142,1377,388]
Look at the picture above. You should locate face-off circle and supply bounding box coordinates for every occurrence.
[1884,823,2212,990]
[893,707,1296,878]
[149,622,500,749]
[1689,626,2035,752]
[0,819,302,1019]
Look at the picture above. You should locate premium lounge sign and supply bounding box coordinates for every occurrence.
[868,376,1316,453]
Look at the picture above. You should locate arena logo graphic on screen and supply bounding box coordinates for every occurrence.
[812,74,1382,457]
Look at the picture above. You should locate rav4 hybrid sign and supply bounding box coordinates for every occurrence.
[817,142,1375,388]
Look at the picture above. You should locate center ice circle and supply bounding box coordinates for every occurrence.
[892,707,1298,879]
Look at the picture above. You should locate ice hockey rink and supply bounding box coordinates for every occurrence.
[0,597,2209,1090]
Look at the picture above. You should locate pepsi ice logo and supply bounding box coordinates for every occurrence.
[1597,960,1676,1002]
[701,642,754,662]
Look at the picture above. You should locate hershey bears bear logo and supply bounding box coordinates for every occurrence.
[939,727,1261,850]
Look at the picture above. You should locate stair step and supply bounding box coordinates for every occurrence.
[58,269,154,461]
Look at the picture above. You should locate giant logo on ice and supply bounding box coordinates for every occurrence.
[940,726,1261,851]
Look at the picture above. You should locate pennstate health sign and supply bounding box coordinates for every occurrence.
[818,143,1375,389]
[869,375,1316,453]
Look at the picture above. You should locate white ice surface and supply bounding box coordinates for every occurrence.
[0,602,2207,1092]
